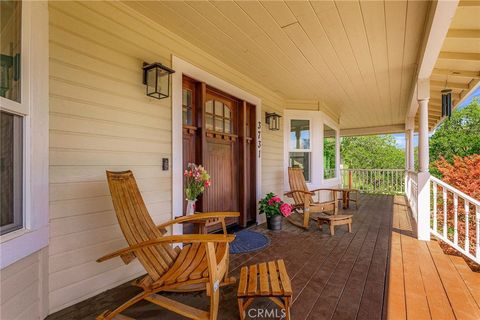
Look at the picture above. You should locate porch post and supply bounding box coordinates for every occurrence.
[416,79,431,241]
[405,130,410,171]
[408,129,414,171]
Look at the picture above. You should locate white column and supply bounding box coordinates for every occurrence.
[418,99,429,172]
[417,96,431,241]
[405,130,410,171]
[408,129,414,171]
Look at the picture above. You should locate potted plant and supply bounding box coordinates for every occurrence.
[184,163,211,215]
[259,192,293,230]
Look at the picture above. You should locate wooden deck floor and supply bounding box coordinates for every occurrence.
[47,195,480,320]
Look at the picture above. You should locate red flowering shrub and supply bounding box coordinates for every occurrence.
[433,155,480,200]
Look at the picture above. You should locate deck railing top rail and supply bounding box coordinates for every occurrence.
[430,175,480,206]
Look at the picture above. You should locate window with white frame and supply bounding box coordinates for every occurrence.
[289,119,311,181]
[323,124,337,180]
[1,0,24,236]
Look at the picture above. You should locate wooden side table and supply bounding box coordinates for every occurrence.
[335,188,359,209]
[237,259,292,320]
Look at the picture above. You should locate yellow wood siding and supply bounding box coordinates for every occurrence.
[48,1,284,313]
[0,252,41,320]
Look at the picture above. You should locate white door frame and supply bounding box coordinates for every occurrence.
[171,56,262,235]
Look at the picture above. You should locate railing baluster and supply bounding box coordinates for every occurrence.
[465,200,470,253]
[433,182,437,233]
[443,187,447,238]
[476,205,480,260]
[454,194,458,245]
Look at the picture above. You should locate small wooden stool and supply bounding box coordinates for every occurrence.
[317,214,353,236]
[237,259,292,320]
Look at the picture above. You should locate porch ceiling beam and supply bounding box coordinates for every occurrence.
[432,68,480,79]
[340,124,405,137]
[438,51,480,61]
[446,29,480,38]
[429,92,461,101]
[458,1,480,6]
[406,0,459,119]
[430,80,470,90]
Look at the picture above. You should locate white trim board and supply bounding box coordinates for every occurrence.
[171,56,263,234]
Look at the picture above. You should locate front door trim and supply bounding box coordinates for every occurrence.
[172,56,262,235]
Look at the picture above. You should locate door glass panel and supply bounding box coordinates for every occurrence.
[290,120,310,150]
[323,124,337,179]
[214,101,223,116]
[224,106,230,119]
[224,119,231,133]
[206,100,213,114]
[215,118,223,132]
[289,152,310,182]
[205,115,213,131]
[0,0,22,102]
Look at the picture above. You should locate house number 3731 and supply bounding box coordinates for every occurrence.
[257,121,262,159]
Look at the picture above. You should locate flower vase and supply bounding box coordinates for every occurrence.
[267,215,282,230]
[186,200,196,216]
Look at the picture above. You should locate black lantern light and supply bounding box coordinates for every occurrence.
[142,62,175,100]
[265,112,282,131]
[441,88,452,119]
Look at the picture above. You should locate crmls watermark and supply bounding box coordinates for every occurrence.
[247,308,287,319]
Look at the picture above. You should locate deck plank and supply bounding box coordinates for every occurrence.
[45,194,480,320]
[428,241,480,320]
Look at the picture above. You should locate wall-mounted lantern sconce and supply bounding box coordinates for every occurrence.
[142,62,175,100]
[441,88,452,119]
[265,112,282,131]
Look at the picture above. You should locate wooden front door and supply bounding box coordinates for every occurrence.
[182,76,256,230]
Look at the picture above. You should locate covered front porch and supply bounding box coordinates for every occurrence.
[45,195,480,320]
[1,0,480,319]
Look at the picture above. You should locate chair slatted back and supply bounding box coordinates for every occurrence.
[107,171,178,281]
[288,167,314,205]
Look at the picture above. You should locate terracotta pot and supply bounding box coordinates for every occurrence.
[267,215,282,230]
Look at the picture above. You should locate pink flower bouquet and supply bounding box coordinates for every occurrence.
[184,163,211,201]
[259,192,293,218]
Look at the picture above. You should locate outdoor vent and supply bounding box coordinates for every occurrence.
[142,62,175,100]
[441,89,452,119]
[265,112,282,131]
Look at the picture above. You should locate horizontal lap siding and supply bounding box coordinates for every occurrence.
[0,252,41,320]
[48,0,284,314]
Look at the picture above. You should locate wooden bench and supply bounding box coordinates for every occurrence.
[237,259,292,320]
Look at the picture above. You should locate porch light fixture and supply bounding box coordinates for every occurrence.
[441,89,452,119]
[142,62,175,100]
[265,112,282,131]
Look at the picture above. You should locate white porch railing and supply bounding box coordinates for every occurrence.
[340,169,405,195]
[430,176,480,264]
[405,171,418,221]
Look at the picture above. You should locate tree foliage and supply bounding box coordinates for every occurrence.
[341,135,404,169]
[433,155,480,200]
[430,99,480,164]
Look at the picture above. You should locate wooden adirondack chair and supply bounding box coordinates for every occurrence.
[285,167,340,229]
[96,170,239,320]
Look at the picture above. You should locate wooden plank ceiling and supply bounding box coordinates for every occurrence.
[127,0,431,130]
[418,0,480,131]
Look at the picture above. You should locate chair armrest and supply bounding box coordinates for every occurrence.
[284,190,314,197]
[157,212,240,229]
[97,234,235,263]
[310,188,337,193]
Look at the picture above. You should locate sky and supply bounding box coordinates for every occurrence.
[391,86,480,149]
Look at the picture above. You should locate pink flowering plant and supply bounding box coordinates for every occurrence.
[184,163,211,201]
[259,192,293,218]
